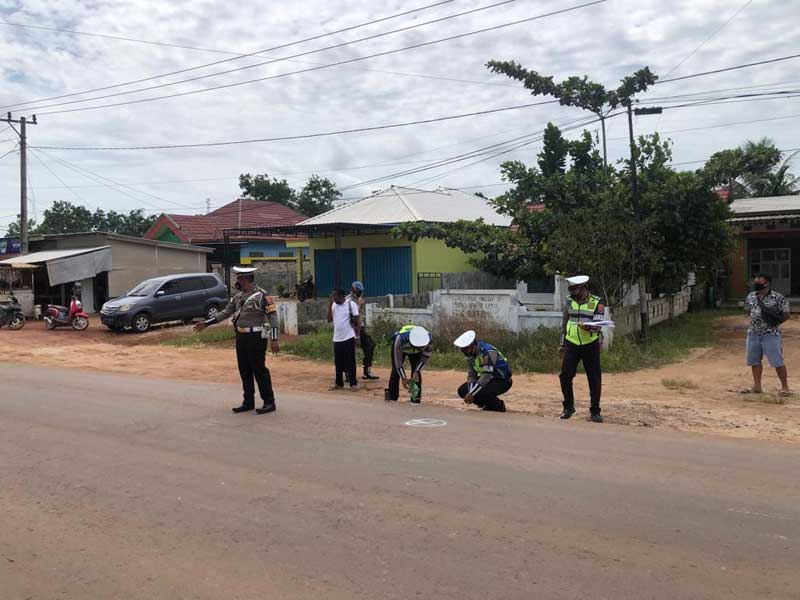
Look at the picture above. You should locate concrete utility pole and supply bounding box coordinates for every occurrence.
[1,113,38,253]
[626,104,663,344]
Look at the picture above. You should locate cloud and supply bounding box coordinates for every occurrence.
[0,0,798,232]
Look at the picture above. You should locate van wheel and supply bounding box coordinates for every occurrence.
[205,304,220,321]
[133,313,151,333]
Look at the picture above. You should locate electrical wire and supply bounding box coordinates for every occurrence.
[33,99,560,150]
[0,144,19,161]
[0,0,456,110]
[660,0,753,80]
[27,1,608,116]
[27,149,87,205]
[656,53,800,85]
[607,112,800,142]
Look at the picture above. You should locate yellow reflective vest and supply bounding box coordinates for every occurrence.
[564,295,603,346]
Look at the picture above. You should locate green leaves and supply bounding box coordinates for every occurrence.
[238,172,342,217]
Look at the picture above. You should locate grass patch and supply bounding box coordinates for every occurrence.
[742,393,788,405]
[273,309,724,374]
[661,378,700,391]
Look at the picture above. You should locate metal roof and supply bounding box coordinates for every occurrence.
[0,246,110,266]
[299,186,512,227]
[729,195,800,216]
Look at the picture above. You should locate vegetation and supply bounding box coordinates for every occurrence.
[6,200,157,237]
[238,172,341,217]
[703,138,799,199]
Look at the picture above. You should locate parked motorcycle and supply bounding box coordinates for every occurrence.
[0,293,25,330]
[44,296,90,331]
[295,275,315,302]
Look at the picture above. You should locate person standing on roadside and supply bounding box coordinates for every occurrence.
[744,273,791,396]
[559,275,605,423]
[349,281,379,380]
[328,288,360,390]
[193,266,280,415]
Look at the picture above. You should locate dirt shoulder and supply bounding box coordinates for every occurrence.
[3,315,799,443]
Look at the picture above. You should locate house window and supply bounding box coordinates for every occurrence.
[249,251,264,258]
[278,251,294,258]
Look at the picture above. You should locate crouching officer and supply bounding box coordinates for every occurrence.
[387,325,432,403]
[559,274,604,423]
[454,330,512,412]
[193,266,280,414]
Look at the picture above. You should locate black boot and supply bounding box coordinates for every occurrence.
[256,402,276,415]
[560,407,576,419]
[589,412,604,423]
[232,404,254,413]
[362,368,379,380]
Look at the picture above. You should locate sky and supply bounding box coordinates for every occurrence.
[0,0,798,233]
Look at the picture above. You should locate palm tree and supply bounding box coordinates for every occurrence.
[742,150,800,197]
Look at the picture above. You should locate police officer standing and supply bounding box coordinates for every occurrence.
[349,281,379,380]
[193,266,280,414]
[454,330,512,412]
[387,325,432,403]
[559,275,605,423]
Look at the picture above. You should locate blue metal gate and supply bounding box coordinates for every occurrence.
[362,246,412,296]
[314,248,356,297]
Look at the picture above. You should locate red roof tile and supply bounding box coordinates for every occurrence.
[145,199,305,243]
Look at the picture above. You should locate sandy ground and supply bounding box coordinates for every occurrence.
[2,314,799,443]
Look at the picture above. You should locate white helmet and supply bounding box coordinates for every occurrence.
[409,326,431,348]
[453,330,476,348]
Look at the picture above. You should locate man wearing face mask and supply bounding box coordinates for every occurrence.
[193,266,280,414]
[454,330,512,412]
[744,273,791,396]
[559,275,605,422]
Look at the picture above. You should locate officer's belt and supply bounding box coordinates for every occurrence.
[236,326,263,334]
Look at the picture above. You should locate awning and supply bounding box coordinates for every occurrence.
[0,246,112,286]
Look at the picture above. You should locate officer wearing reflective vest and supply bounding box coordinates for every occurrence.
[454,330,512,412]
[387,325,432,403]
[193,266,280,415]
[559,274,605,423]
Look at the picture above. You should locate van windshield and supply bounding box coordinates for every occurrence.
[127,281,160,297]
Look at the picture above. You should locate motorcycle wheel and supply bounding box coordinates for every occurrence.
[72,316,89,331]
[9,314,24,330]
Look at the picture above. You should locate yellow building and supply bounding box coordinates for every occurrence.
[254,186,512,296]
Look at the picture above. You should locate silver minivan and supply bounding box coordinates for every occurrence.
[101,273,227,333]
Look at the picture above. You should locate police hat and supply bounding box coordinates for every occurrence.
[565,275,589,287]
[453,330,476,348]
[409,326,430,348]
[233,266,257,277]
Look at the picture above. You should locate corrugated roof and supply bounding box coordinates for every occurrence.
[729,195,800,215]
[0,246,110,265]
[300,186,512,226]
[148,199,306,242]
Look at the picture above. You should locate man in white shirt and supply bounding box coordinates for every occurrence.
[327,287,360,389]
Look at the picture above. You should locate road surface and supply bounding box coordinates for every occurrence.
[1,363,798,599]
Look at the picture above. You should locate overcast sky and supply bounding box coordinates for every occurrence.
[0,0,798,233]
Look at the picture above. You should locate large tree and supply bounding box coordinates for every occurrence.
[295,175,341,217]
[704,138,798,199]
[238,173,297,207]
[5,202,157,238]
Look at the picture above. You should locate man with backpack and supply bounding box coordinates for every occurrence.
[327,288,360,390]
[744,273,791,396]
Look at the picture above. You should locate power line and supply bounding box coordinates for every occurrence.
[607,112,800,141]
[670,147,800,168]
[656,53,800,85]
[34,99,560,150]
[0,144,19,161]
[4,0,509,113]
[661,0,753,79]
[29,1,608,116]
[1,0,456,111]
[28,149,87,206]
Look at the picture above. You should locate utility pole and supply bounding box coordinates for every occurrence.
[206,198,211,215]
[599,113,608,170]
[626,104,662,344]
[1,112,38,253]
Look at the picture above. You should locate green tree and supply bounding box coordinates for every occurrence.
[296,175,341,217]
[5,215,38,238]
[704,138,798,198]
[238,173,297,207]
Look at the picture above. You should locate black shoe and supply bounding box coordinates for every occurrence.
[362,371,380,380]
[232,404,254,413]
[255,403,276,415]
[589,413,604,423]
[560,408,576,419]
[410,398,421,404]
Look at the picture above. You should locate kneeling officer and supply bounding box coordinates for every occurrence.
[454,330,512,412]
[194,266,280,414]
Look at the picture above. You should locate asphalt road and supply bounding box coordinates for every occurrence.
[1,363,798,600]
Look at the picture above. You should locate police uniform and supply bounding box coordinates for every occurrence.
[205,267,280,413]
[559,275,604,420]
[454,330,512,412]
[387,325,432,403]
